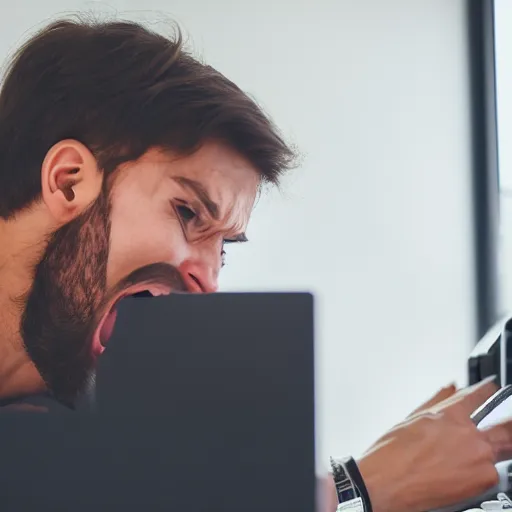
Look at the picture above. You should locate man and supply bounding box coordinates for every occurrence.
[0,16,509,512]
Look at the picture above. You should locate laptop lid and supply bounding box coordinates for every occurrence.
[0,292,315,512]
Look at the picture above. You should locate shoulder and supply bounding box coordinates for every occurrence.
[0,394,72,414]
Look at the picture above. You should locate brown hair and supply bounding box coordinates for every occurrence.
[0,17,295,219]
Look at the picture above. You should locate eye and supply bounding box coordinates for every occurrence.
[220,238,244,268]
[176,204,196,223]
[220,239,236,268]
[220,236,248,268]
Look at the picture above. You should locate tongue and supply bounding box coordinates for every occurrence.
[99,308,118,347]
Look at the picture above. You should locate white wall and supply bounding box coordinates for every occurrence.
[0,0,476,471]
[495,0,512,314]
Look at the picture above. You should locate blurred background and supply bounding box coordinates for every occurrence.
[496,0,512,314]
[0,0,505,471]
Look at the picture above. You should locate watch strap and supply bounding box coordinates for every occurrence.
[345,457,373,512]
[330,457,373,512]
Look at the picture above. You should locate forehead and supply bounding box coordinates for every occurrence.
[119,142,261,208]
[168,142,260,194]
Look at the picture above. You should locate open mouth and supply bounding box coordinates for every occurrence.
[91,284,171,358]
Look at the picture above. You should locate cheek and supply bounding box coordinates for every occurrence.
[105,203,189,288]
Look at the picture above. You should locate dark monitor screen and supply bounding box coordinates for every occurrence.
[0,292,315,512]
[468,314,512,387]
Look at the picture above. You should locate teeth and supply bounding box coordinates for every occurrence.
[124,285,170,301]
[145,286,167,297]
[132,290,153,298]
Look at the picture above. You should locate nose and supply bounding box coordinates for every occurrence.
[178,260,219,294]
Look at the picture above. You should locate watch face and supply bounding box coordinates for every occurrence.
[330,458,344,481]
[330,457,356,504]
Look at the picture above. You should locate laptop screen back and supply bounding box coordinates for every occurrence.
[0,292,315,512]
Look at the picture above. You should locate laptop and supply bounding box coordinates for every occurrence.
[0,292,315,512]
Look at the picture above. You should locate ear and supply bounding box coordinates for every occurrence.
[41,140,103,225]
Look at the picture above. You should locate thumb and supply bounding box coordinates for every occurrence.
[408,383,457,418]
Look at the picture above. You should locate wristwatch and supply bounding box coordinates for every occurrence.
[330,457,373,512]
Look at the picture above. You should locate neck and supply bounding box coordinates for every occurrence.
[0,208,52,399]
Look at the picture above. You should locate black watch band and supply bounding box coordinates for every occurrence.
[330,456,373,512]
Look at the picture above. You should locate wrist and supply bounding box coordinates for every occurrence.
[356,455,400,512]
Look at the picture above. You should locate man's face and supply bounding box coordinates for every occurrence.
[106,143,258,293]
[21,141,259,404]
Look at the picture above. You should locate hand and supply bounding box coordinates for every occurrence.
[357,378,512,512]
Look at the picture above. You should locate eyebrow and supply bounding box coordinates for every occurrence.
[173,176,220,219]
[172,176,248,242]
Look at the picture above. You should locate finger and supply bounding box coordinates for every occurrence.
[483,421,512,462]
[408,383,457,417]
[435,377,498,418]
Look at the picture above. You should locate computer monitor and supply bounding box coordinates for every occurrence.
[468,313,512,387]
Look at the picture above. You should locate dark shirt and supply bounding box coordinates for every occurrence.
[0,393,71,413]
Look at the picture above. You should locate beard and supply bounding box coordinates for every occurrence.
[20,190,111,406]
[19,190,189,407]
